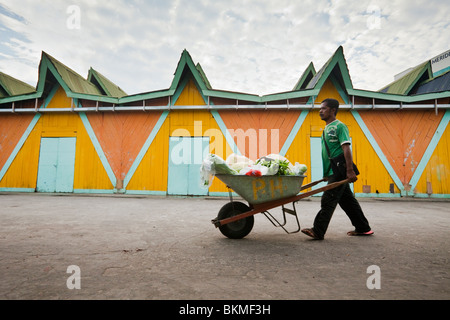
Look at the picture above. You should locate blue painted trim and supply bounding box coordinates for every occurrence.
[125,190,167,195]
[351,110,405,194]
[408,109,450,192]
[78,111,117,187]
[280,110,308,156]
[41,85,59,108]
[0,113,41,183]
[0,188,35,193]
[354,193,402,198]
[209,191,239,197]
[210,110,241,155]
[73,189,114,194]
[123,110,170,188]
[433,66,450,77]
[413,193,450,199]
[330,75,349,104]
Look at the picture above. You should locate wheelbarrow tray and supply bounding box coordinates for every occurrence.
[212,177,350,231]
[215,174,306,205]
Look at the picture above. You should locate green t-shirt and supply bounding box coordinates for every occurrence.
[321,120,351,177]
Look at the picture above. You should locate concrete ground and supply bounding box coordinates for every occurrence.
[0,193,449,301]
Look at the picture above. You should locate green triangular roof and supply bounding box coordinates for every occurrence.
[378,61,432,95]
[170,49,212,92]
[195,63,212,90]
[306,46,353,91]
[0,71,35,97]
[37,52,102,96]
[88,67,127,98]
[293,62,316,90]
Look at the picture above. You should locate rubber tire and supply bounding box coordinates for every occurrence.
[217,202,254,239]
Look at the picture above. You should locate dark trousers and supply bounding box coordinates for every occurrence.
[313,176,371,239]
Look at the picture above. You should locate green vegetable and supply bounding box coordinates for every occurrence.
[256,158,293,176]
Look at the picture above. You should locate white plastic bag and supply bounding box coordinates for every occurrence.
[200,154,237,188]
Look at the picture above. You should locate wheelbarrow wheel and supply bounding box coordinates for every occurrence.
[217,202,254,239]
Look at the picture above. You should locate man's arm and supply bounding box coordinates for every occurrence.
[341,143,357,182]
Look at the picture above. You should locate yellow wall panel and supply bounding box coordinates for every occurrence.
[315,79,346,104]
[0,120,41,189]
[126,120,170,191]
[46,86,72,109]
[415,126,449,195]
[73,116,114,190]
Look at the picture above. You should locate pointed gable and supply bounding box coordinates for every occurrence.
[170,49,212,93]
[37,52,102,97]
[379,61,432,95]
[293,62,316,90]
[88,67,127,98]
[306,46,353,92]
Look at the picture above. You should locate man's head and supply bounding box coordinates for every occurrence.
[322,98,339,115]
[319,98,339,123]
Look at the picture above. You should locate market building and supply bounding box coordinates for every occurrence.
[0,47,449,198]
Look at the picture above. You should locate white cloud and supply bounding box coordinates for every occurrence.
[0,0,448,95]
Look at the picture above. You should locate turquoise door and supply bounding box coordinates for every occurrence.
[36,137,76,193]
[168,137,209,195]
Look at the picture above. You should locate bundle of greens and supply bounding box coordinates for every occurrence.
[256,155,307,176]
[256,158,290,176]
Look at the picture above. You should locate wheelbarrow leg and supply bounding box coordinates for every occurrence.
[262,202,301,234]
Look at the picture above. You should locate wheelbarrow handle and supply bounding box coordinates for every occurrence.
[300,178,326,191]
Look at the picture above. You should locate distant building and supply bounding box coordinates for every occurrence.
[1,47,449,198]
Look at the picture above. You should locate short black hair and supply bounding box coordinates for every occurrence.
[321,98,339,115]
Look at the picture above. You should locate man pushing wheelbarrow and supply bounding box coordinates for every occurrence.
[301,98,374,240]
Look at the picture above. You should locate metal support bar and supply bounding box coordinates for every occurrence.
[261,202,301,234]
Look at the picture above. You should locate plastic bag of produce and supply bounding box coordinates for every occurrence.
[257,154,307,176]
[226,153,254,173]
[200,154,237,188]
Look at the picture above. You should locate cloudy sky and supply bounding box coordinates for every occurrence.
[0,0,449,96]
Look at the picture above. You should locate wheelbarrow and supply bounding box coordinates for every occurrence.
[211,174,349,239]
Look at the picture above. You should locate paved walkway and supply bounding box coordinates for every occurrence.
[0,193,449,300]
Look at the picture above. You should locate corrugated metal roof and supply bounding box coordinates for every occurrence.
[43,52,102,96]
[379,61,431,95]
[413,70,450,94]
[0,71,35,97]
[88,68,127,98]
